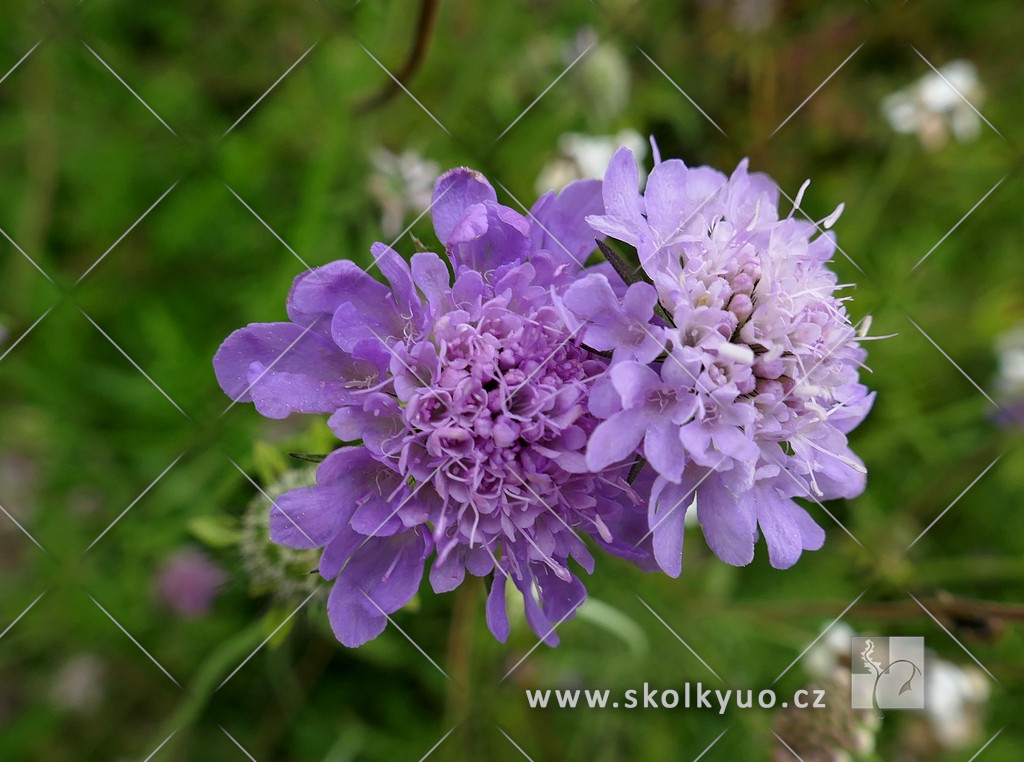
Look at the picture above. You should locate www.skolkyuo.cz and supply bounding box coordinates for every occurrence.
[525,683,828,713]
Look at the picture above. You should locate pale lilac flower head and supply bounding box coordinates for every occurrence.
[563,147,873,575]
[215,169,653,647]
[155,548,228,618]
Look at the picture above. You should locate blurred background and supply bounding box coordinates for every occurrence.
[1,0,1023,759]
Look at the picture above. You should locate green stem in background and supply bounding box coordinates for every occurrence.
[8,41,58,321]
[443,575,482,761]
[148,622,265,758]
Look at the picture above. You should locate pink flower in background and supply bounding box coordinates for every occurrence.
[155,548,228,618]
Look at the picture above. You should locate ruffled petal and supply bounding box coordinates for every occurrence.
[696,473,757,566]
[325,530,430,648]
[447,202,531,273]
[529,178,604,270]
[648,473,697,577]
[586,409,648,471]
[755,488,822,569]
[431,167,498,245]
[214,322,366,418]
[486,573,511,642]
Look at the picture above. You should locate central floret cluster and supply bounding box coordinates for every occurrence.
[399,301,598,530]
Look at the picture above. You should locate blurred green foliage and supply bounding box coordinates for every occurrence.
[1,0,1023,760]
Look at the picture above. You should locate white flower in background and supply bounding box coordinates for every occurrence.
[804,621,857,680]
[921,657,989,748]
[995,325,1024,395]
[882,60,985,150]
[535,130,648,195]
[700,0,779,34]
[49,655,105,714]
[367,148,440,238]
[992,324,1024,426]
[567,27,632,124]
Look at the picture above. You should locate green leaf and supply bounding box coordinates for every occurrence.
[289,452,328,463]
[252,440,289,484]
[577,597,649,655]
[261,604,298,649]
[187,515,242,548]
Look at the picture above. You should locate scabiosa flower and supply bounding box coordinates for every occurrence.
[560,146,873,575]
[215,168,653,647]
[155,548,228,618]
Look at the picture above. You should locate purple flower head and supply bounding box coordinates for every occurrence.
[155,548,228,618]
[215,168,653,647]
[565,146,874,575]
